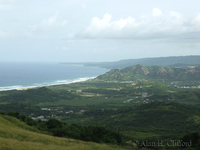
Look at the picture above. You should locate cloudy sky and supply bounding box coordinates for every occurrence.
[0,0,200,62]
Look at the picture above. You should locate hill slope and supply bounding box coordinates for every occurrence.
[0,114,126,150]
[66,102,200,140]
[0,87,77,105]
[148,89,200,106]
[95,64,200,81]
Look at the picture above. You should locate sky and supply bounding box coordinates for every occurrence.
[0,0,200,62]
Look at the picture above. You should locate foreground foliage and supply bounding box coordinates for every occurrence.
[62,102,200,142]
[0,114,127,150]
[3,112,124,145]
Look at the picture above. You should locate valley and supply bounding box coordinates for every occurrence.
[1,63,200,149]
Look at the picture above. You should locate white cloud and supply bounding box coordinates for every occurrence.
[80,13,141,38]
[152,8,162,17]
[90,13,112,30]
[79,10,200,40]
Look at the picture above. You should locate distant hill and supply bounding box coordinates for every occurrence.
[95,64,200,81]
[0,87,77,105]
[83,55,200,69]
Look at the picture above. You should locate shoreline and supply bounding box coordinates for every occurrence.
[0,76,96,92]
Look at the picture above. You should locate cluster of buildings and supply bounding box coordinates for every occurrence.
[29,108,86,121]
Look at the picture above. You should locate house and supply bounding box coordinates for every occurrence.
[37,116,44,120]
[66,110,74,114]
[77,89,82,92]
[41,108,51,111]
[80,110,85,113]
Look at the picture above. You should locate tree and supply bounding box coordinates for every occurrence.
[45,119,62,129]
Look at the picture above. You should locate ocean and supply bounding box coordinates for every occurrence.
[0,62,108,91]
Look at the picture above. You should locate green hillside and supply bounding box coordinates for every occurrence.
[0,103,43,116]
[148,89,200,106]
[0,114,127,150]
[95,64,200,82]
[0,87,77,105]
[63,102,200,141]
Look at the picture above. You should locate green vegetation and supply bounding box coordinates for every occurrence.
[96,64,200,83]
[0,103,45,116]
[149,89,200,106]
[2,112,124,145]
[0,80,176,115]
[0,87,77,105]
[62,102,200,141]
[0,89,23,97]
[1,109,199,150]
[0,113,127,150]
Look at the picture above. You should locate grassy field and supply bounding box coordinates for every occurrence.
[0,115,130,150]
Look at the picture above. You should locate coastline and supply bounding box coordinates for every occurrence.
[0,76,96,92]
[0,62,109,92]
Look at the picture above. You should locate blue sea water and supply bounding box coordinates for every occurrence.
[0,62,108,91]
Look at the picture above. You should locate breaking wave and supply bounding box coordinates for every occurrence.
[0,76,96,91]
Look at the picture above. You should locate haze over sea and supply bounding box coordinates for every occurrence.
[0,62,108,91]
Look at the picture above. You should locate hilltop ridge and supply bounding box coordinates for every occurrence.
[95,64,200,81]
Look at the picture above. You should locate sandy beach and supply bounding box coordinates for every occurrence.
[0,77,95,92]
